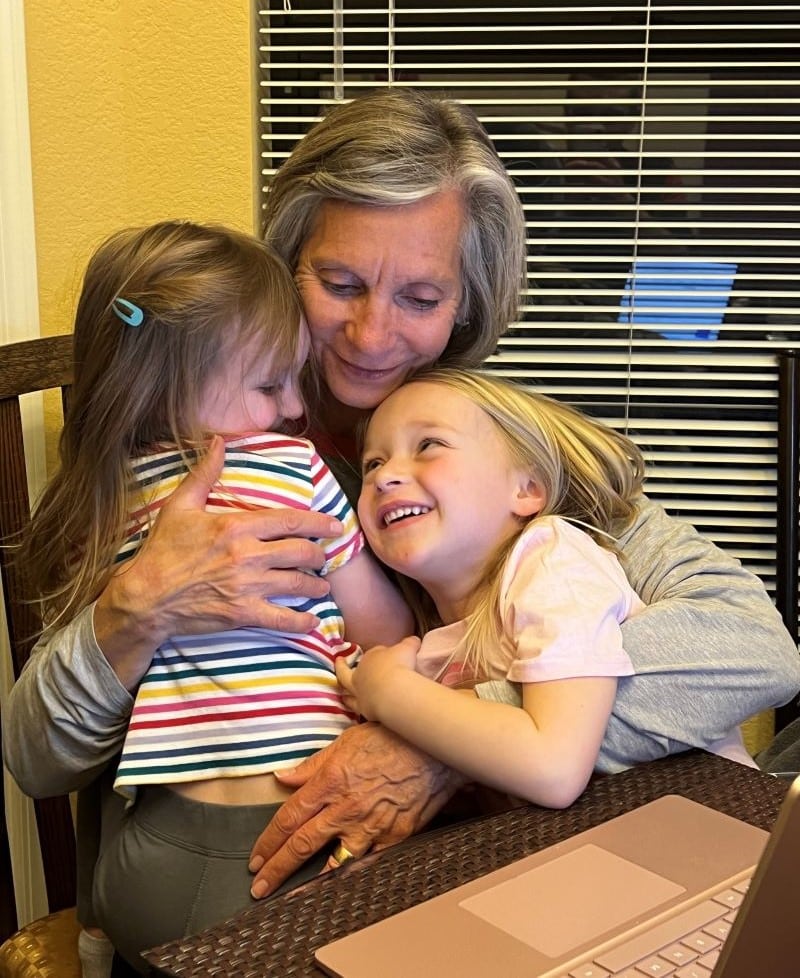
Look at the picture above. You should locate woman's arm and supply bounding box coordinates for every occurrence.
[336,640,617,808]
[248,720,467,899]
[3,440,349,797]
[96,437,345,690]
[601,495,800,769]
[476,496,800,772]
[3,604,132,796]
[327,551,414,649]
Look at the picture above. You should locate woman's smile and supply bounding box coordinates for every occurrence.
[296,192,465,414]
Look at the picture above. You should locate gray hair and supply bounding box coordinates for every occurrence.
[263,88,527,366]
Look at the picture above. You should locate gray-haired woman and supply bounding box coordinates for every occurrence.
[5,88,798,971]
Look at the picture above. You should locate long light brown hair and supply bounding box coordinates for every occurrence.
[20,221,304,628]
[367,368,646,679]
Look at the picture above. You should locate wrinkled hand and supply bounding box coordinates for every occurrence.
[95,436,343,688]
[248,722,467,898]
[335,636,421,720]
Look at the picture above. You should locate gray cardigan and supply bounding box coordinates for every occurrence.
[4,495,799,796]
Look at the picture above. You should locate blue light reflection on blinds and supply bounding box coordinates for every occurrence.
[619,261,737,341]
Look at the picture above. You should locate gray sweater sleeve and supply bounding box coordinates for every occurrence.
[6,497,800,794]
[2,603,133,797]
[476,495,800,772]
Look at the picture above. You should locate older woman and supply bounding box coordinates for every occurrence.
[5,88,799,955]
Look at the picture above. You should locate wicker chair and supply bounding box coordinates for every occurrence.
[0,334,81,977]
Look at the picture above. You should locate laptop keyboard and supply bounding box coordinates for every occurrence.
[558,877,750,978]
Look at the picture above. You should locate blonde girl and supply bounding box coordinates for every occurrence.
[19,220,410,974]
[338,367,647,809]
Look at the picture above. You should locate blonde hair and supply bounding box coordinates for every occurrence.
[375,367,645,680]
[21,220,304,627]
[263,88,526,367]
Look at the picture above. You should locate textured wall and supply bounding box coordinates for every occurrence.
[6,3,255,925]
[24,0,255,335]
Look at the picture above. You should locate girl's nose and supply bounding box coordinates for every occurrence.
[279,380,304,421]
[374,459,410,491]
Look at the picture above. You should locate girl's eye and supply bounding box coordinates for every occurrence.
[259,384,279,396]
[362,457,383,476]
[419,438,443,452]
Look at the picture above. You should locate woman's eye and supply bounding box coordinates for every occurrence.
[404,296,439,311]
[323,279,361,297]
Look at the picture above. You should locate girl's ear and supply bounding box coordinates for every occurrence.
[511,477,546,518]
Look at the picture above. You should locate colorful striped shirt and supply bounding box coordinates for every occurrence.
[114,433,363,799]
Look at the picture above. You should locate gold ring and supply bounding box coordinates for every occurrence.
[331,840,356,866]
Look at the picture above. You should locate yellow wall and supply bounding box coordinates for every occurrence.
[24,0,255,336]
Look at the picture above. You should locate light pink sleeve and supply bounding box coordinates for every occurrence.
[500,518,641,684]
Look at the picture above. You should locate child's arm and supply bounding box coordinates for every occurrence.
[304,443,413,649]
[336,640,616,809]
[327,552,414,650]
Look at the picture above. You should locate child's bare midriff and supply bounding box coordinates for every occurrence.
[168,771,295,805]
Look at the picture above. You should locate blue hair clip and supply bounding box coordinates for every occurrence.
[112,297,145,328]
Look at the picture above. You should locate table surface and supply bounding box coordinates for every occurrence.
[144,750,789,978]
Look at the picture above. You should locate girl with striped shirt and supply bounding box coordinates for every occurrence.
[20,220,411,973]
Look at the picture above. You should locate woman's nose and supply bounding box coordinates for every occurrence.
[345,295,392,355]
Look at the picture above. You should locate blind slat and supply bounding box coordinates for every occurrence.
[257,0,800,593]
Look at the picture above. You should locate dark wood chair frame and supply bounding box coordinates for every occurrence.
[0,334,77,941]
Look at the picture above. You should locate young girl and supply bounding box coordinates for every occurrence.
[338,367,648,809]
[20,220,411,975]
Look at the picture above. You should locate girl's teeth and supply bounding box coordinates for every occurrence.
[384,505,430,526]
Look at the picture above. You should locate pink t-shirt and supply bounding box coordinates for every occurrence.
[417,516,643,687]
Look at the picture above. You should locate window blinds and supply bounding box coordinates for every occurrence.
[255,0,800,594]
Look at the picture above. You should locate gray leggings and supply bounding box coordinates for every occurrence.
[92,785,329,974]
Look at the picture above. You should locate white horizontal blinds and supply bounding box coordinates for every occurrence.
[256,0,800,591]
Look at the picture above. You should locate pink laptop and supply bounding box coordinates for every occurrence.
[316,777,800,978]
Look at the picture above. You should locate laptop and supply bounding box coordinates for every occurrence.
[315,776,800,978]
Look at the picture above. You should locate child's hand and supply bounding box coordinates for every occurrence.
[335,636,421,721]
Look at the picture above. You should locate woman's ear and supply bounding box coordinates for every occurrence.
[511,477,546,518]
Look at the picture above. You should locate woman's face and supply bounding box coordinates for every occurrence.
[294,190,465,414]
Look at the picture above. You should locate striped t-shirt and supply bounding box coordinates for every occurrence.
[114,433,364,799]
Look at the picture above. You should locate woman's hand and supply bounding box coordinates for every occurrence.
[335,636,421,720]
[94,436,344,689]
[247,722,467,898]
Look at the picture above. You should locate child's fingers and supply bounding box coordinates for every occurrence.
[335,657,355,693]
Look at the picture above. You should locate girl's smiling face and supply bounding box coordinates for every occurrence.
[357,381,544,620]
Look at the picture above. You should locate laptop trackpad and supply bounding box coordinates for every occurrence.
[460,843,685,958]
